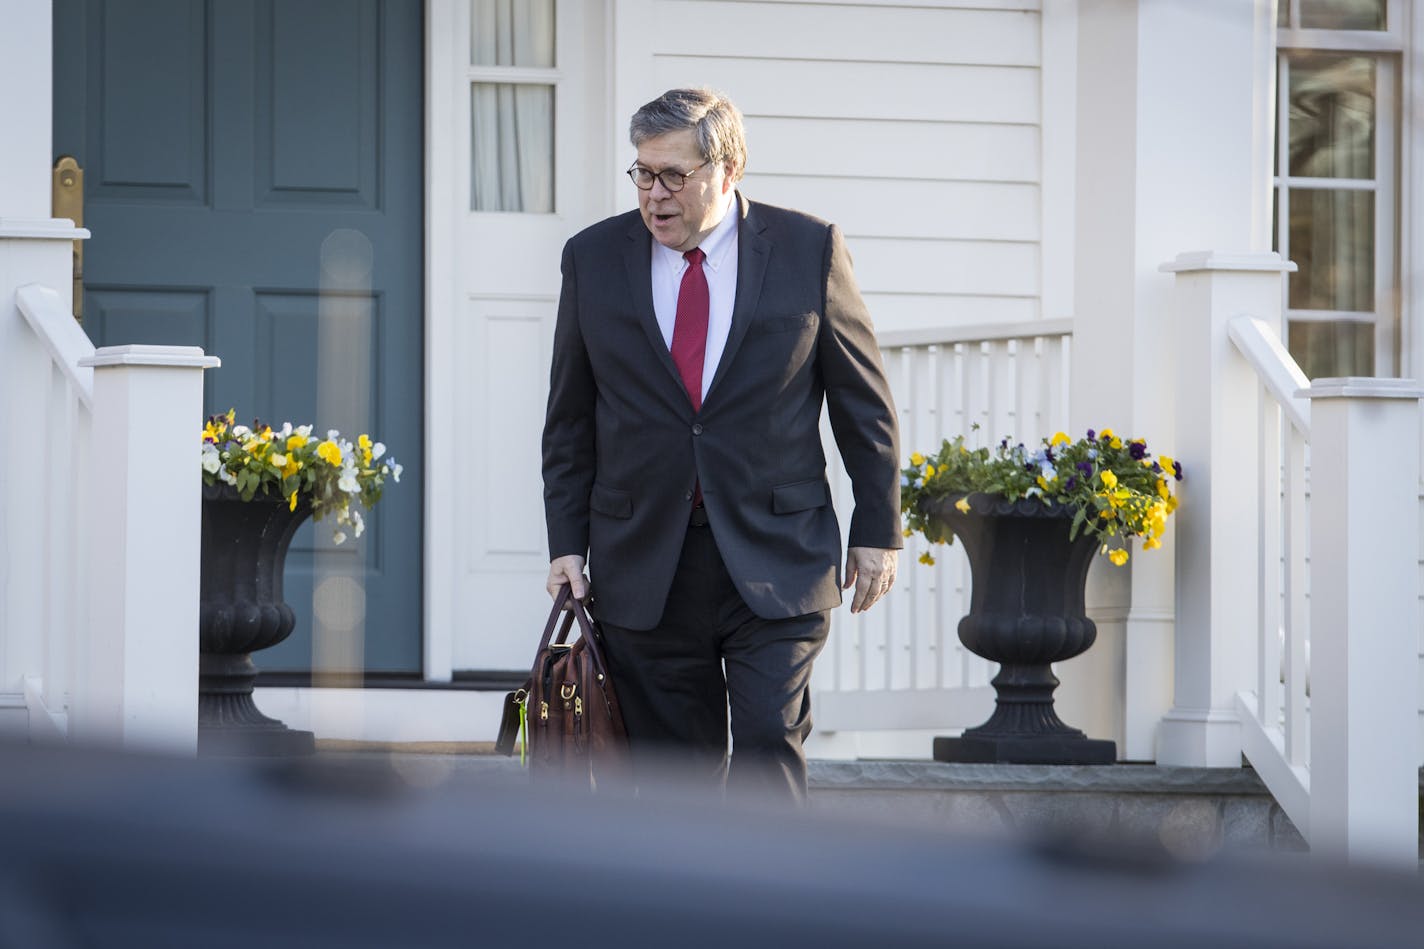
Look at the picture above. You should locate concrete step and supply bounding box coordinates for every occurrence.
[806,761,1308,860]
[319,747,1318,858]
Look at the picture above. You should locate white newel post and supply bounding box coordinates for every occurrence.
[1305,379,1421,869]
[1157,252,1294,767]
[73,346,220,753]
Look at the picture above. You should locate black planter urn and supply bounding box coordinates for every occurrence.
[198,483,315,756]
[924,493,1116,765]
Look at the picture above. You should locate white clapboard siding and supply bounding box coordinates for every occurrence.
[815,322,1071,733]
[745,117,1040,184]
[848,238,1039,297]
[619,0,1047,342]
[741,176,1040,243]
[653,1,1041,66]
[654,57,1041,125]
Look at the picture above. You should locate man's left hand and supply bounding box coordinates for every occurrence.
[844,547,898,614]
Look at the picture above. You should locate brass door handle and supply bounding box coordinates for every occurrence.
[52,156,84,322]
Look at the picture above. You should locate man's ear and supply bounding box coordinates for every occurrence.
[721,162,738,193]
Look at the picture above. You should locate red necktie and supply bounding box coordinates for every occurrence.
[670,247,708,411]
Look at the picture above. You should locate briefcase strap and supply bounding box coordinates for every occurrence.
[538,587,612,674]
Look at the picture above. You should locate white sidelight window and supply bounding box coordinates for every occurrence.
[1274,0,1404,378]
[469,0,556,212]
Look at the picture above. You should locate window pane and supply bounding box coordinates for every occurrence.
[471,83,554,212]
[1278,2,1288,27]
[1287,188,1373,311]
[1288,54,1374,178]
[1287,321,1374,378]
[471,0,554,67]
[1300,0,1385,30]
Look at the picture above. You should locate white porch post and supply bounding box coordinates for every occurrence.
[1065,0,1277,759]
[0,0,90,735]
[72,346,220,753]
[1305,379,1421,869]
[1157,252,1295,767]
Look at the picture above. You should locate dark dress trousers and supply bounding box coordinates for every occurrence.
[542,194,900,795]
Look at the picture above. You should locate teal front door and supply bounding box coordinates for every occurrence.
[53,0,425,675]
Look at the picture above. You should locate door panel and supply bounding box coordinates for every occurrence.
[54,0,425,675]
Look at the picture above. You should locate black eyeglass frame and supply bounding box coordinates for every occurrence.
[625,160,711,192]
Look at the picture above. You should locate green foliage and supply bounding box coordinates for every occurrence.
[902,425,1182,566]
[200,409,403,545]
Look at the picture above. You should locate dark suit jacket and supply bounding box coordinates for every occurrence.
[542,194,901,630]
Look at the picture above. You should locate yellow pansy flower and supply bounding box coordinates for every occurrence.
[1100,428,1115,439]
[287,434,308,451]
[1108,548,1129,566]
[359,433,373,466]
[923,464,936,479]
[1157,478,1170,500]
[903,527,913,538]
[909,452,925,467]
[288,491,299,512]
[1050,432,1070,447]
[316,440,343,466]
[954,497,971,514]
[1143,536,1161,551]
[1100,470,1118,490]
[918,551,936,566]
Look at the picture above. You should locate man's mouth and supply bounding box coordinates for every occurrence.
[652,213,677,224]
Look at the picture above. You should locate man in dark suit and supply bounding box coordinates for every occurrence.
[543,88,900,801]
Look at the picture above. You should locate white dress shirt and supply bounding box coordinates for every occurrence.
[650,196,739,403]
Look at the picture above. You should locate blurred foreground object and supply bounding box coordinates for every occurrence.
[0,741,1419,948]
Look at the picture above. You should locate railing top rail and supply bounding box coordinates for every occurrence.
[1227,316,1310,435]
[15,283,95,409]
[879,318,1073,349]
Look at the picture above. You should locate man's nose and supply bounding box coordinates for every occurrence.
[649,176,675,199]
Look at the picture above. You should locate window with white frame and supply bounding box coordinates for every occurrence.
[1275,0,1402,378]
[469,0,556,212]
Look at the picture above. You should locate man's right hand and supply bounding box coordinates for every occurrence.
[546,554,589,601]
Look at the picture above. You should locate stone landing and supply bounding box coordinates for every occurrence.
[807,761,1308,859]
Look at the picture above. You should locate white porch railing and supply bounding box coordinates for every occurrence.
[11,283,95,742]
[815,320,1072,736]
[10,283,217,753]
[1162,251,1421,869]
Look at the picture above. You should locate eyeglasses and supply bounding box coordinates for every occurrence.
[626,160,710,192]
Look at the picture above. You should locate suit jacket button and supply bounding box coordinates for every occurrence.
[692,423,703,435]
[683,490,693,502]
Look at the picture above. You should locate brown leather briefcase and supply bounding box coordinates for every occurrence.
[496,588,630,790]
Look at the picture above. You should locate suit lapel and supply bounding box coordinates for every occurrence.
[621,216,686,396]
[705,193,769,404]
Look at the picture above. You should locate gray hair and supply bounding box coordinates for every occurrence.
[629,88,748,181]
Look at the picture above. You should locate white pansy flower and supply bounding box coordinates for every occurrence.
[391,463,402,483]
[332,531,347,545]
[352,510,364,538]
[232,425,251,438]
[278,422,293,438]
[297,424,313,438]
[327,429,340,441]
[371,442,386,461]
[271,453,287,468]
[220,467,238,486]
[338,467,360,494]
[201,445,222,474]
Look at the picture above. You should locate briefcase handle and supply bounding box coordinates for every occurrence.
[538,586,611,671]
